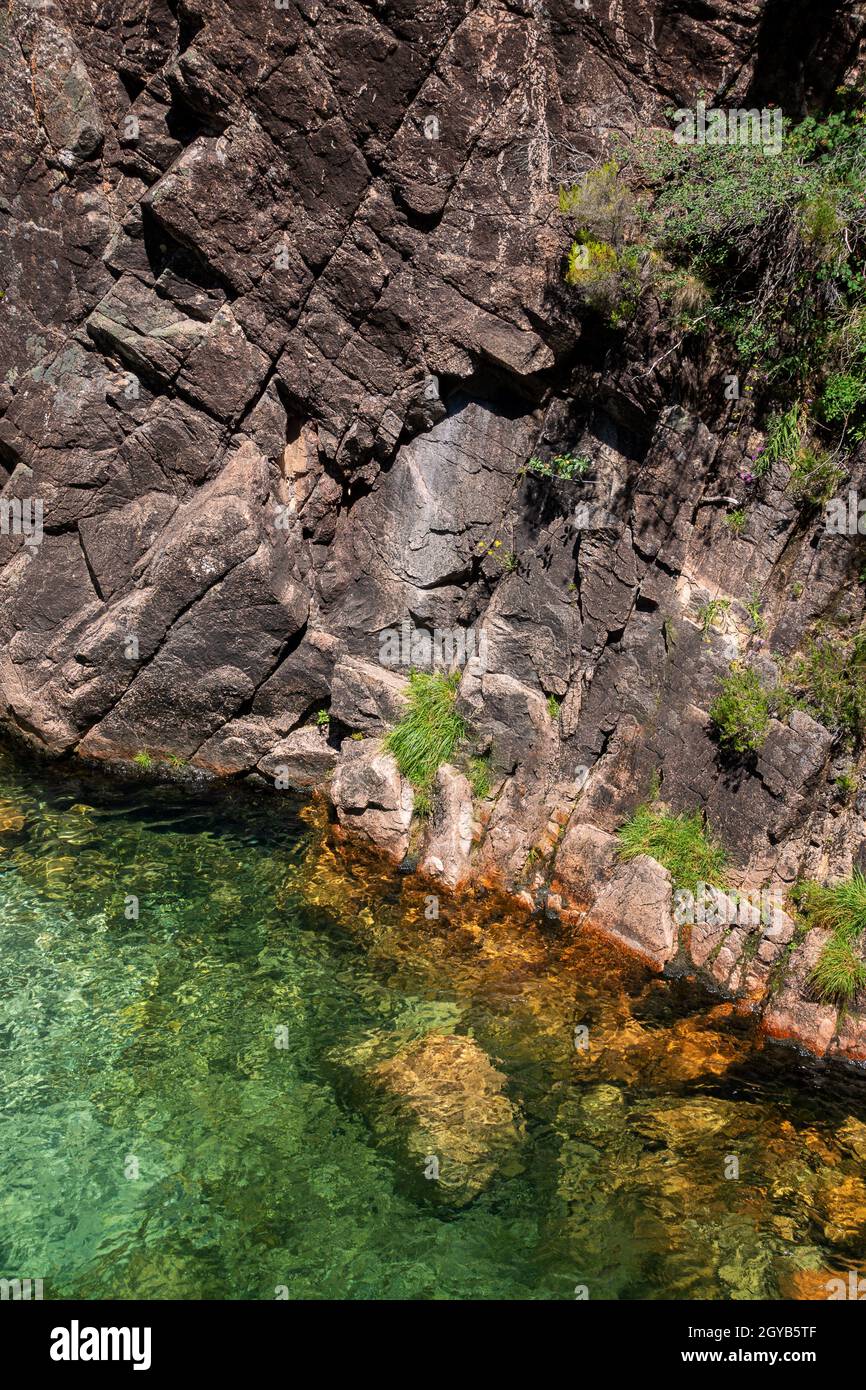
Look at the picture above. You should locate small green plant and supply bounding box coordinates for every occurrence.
[167,754,186,768]
[617,803,727,895]
[467,755,491,801]
[795,872,866,1005]
[133,751,153,770]
[709,666,773,755]
[315,709,330,731]
[812,934,866,1006]
[762,403,806,471]
[788,446,846,510]
[350,731,365,741]
[385,671,466,797]
[413,787,433,819]
[835,771,858,798]
[745,587,767,634]
[527,452,593,481]
[476,538,518,571]
[724,508,747,535]
[546,694,561,721]
[697,597,731,639]
[786,630,866,745]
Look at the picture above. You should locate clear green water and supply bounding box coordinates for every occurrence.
[1,746,866,1301]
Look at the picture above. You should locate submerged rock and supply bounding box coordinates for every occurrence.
[363,1032,525,1206]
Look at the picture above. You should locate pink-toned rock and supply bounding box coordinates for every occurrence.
[257,727,339,789]
[330,741,413,861]
[419,764,474,888]
[550,821,618,913]
[590,854,677,971]
[763,928,838,1057]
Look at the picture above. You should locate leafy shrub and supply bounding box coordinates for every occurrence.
[565,237,641,326]
[819,371,866,440]
[385,671,466,793]
[787,446,846,509]
[527,452,592,480]
[546,694,561,720]
[582,92,866,423]
[709,667,773,755]
[617,803,727,894]
[558,160,635,243]
[786,631,866,745]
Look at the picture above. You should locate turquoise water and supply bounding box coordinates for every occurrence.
[1,746,866,1301]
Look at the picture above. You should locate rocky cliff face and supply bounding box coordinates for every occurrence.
[3,0,866,1061]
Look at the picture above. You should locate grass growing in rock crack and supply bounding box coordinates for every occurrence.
[467,755,491,801]
[385,671,465,797]
[795,872,866,1004]
[617,803,727,894]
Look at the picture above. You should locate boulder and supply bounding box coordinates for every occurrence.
[330,741,413,861]
[257,727,338,790]
[366,1033,524,1206]
[329,655,409,733]
[590,854,677,970]
[763,929,838,1058]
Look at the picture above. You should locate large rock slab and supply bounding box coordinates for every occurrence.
[330,741,413,861]
[590,854,677,971]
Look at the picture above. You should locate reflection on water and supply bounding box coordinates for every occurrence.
[0,745,865,1300]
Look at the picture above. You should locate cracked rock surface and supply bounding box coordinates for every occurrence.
[3,0,866,1062]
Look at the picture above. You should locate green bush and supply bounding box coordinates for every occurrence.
[709,667,773,755]
[572,92,866,420]
[385,671,466,793]
[527,452,592,480]
[786,631,866,745]
[617,803,727,894]
[565,236,641,326]
[787,446,846,509]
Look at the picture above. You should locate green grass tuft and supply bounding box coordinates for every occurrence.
[467,755,491,801]
[133,751,153,770]
[385,671,466,793]
[617,803,727,894]
[795,872,866,1005]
